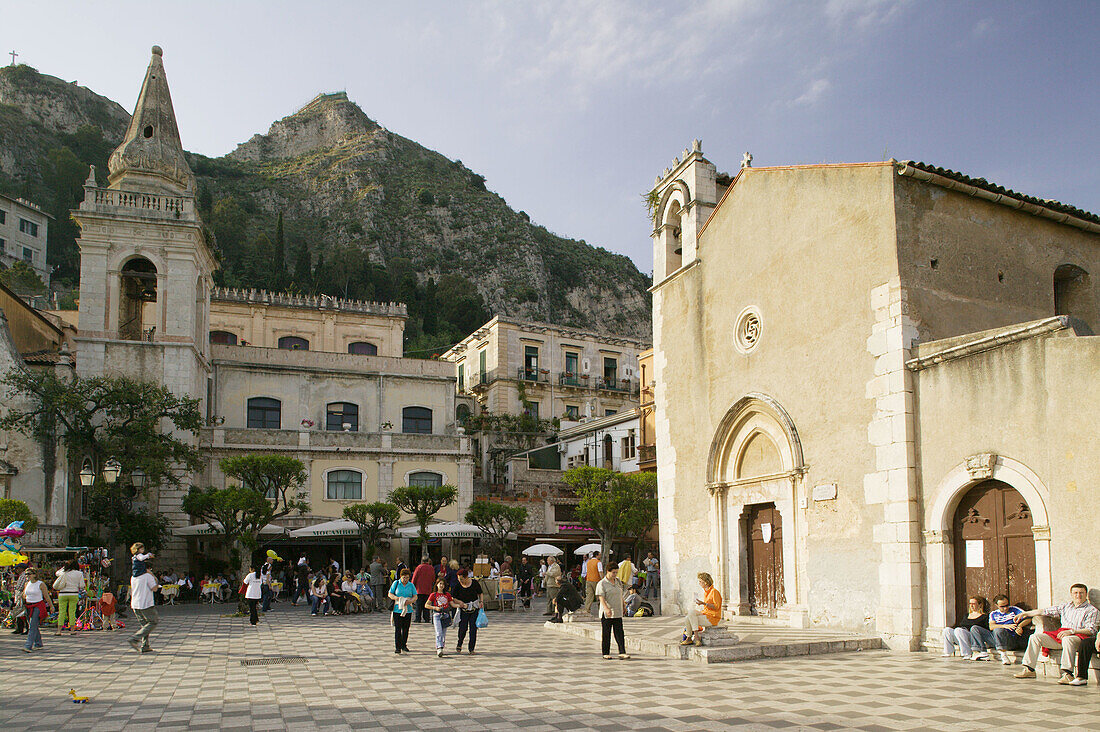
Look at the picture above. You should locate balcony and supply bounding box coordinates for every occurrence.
[596,377,638,395]
[516,368,550,384]
[637,444,656,466]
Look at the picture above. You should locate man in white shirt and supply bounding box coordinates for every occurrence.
[1014,583,1099,684]
[128,566,161,653]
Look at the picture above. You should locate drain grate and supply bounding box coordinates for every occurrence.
[240,656,308,667]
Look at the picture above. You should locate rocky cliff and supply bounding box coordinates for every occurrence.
[0,65,652,344]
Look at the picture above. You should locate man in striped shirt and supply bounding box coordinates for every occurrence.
[1014,583,1099,686]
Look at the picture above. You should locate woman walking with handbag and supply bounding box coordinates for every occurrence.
[388,568,417,653]
[53,560,84,635]
[452,569,484,655]
[21,569,54,653]
[426,577,458,657]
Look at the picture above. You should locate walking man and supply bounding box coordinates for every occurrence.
[584,551,603,615]
[128,564,161,653]
[1014,583,1099,685]
[643,552,659,600]
[412,556,436,623]
[260,554,276,612]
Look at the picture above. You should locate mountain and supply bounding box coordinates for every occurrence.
[0,64,652,348]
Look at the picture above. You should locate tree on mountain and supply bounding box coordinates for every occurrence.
[293,240,311,289]
[273,212,288,291]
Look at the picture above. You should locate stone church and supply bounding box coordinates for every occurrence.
[649,142,1099,649]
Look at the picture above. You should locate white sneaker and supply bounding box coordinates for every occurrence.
[436,648,443,658]
[1057,672,1075,685]
[1069,677,1088,687]
[999,651,1011,665]
[971,651,990,661]
[940,652,955,658]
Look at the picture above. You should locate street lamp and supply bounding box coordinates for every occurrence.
[130,467,147,490]
[79,458,95,488]
[102,459,122,484]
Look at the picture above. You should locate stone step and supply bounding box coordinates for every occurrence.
[699,626,740,646]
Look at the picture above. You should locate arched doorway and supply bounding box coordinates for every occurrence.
[952,479,1037,618]
[706,394,805,623]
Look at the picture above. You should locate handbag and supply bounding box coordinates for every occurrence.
[475,607,489,629]
[438,610,452,628]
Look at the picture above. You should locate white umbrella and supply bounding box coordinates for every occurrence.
[397,522,513,540]
[288,519,361,538]
[175,522,287,537]
[522,543,564,557]
[573,542,603,555]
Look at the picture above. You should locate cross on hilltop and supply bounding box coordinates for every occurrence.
[8,51,17,66]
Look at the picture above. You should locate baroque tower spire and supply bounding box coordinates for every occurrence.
[107,45,195,195]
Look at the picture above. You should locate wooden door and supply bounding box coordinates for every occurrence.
[746,503,784,616]
[952,480,1036,621]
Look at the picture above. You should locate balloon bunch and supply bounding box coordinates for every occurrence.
[266,550,283,562]
[0,520,26,553]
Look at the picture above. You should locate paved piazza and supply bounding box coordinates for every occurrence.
[1,604,1098,731]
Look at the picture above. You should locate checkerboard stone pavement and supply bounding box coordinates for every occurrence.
[1,603,1097,731]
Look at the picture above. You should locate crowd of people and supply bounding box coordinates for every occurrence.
[942,583,1099,688]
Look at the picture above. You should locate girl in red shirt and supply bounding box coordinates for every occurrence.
[426,578,457,657]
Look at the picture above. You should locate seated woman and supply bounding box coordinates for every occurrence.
[310,577,330,616]
[341,571,359,612]
[942,596,988,658]
[328,574,347,614]
[682,572,722,646]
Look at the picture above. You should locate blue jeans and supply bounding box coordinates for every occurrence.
[310,595,330,614]
[25,605,44,650]
[993,627,1028,651]
[969,626,995,652]
[432,611,451,649]
[261,584,273,612]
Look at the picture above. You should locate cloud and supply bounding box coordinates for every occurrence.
[474,0,761,104]
[790,77,832,106]
[972,17,994,37]
[824,0,908,31]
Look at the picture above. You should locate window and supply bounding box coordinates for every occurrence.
[622,431,637,460]
[246,397,281,429]
[402,406,432,434]
[564,405,579,420]
[278,335,309,351]
[456,403,471,423]
[564,351,579,375]
[523,345,539,379]
[326,470,362,500]
[18,219,38,237]
[0,238,5,253]
[408,471,443,488]
[603,357,618,383]
[209,330,238,345]
[457,363,464,391]
[326,402,359,431]
[0,210,5,224]
[605,409,617,416]
[22,247,32,264]
[554,504,577,523]
[523,401,539,418]
[479,350,487,380]
[348,341,377,355]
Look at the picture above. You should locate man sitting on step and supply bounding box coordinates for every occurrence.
[1014,583,1099,686]
[681,572,722,646]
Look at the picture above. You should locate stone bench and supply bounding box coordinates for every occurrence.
[698,625,740,646]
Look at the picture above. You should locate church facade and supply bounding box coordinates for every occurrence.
[650,143,1099,649]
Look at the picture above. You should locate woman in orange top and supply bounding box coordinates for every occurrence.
[681,572,722,646]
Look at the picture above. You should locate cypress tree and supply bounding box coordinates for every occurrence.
[273,212,287,290]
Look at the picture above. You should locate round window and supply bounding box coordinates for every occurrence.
[734,307,762,354]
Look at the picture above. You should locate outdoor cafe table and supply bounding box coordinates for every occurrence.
[477,578,500,610]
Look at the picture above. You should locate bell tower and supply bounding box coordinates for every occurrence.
[648,139,720,282]
[73,45,216,402]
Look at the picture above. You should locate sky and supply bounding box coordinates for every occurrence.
[4,1,1099,273]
